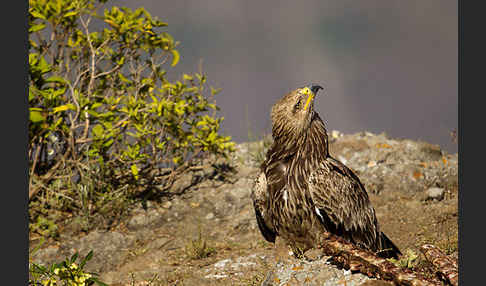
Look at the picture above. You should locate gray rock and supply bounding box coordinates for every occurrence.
[426,187,445,201]
[270,258,370,286]
[127,209,164,230]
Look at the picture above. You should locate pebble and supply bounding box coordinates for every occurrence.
[162,201,172,209]
[367,160,377,168]
[214,258,231,268]
[426,187,445,201]
[204,274,227,279]
[206,212,215,220]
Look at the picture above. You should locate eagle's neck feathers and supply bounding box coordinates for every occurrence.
[289,113,329,190]
[267,112,329,192]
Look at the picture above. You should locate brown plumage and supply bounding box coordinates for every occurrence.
[251,85,401,259]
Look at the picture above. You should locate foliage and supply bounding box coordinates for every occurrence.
[30,216,59,238]
[185,230,216,260]
[30,240,106,286]
[28,0,235,233]
[248,134,272,167]
[388,249,419,269]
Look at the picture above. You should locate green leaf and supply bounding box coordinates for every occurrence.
[91,102,103,110]
[45,76,67,84]
[63,11,78,18]
[207,131,217,142]
[52,118,63,129]
[172,156,181,165]
[29,53,39,65]
[92,124,104,138]
[29,88,36,102]
[156,141,166,149]
[182,74,193,81]
[117,56,125,65]
[70,252,79,264]
[37,56,51,74]
[170,49,180,67]
[103,139,114,148]
[80,250,93,268]
[118,72,131,83]
[130,164,139,180]
[53,104,75,113]
[86,110,99,117]
[29,110,45,123]
[51,87,67,99]
[29,23,46,33]
[210,87,222,96]
[196,120,206,127]
[31,263,47,273]
[30,10,46,20]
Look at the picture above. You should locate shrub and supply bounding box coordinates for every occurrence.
[28,0,235,233]
[29,240,106,286]
[185,230,216,260]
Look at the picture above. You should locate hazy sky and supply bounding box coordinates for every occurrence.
[114,0,458,154]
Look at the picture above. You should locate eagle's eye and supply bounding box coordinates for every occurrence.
[294,98,302,111]
[301,87,312,95]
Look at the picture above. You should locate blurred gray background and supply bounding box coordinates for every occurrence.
[115,0,458,154]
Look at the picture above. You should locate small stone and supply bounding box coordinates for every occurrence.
[214,258,231,268]
[367,160,377,168]
[204,274,228,279]
[127,214,147,229]
[162,201,172,209]
[426,187,445,201]
[206,212,215,220]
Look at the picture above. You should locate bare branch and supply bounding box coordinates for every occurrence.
[94,63,122,79]
[29,145,72,201]
[420,244,458,286]
[29,144,42,190]
[317,233,444,286]
[79,15,96,97]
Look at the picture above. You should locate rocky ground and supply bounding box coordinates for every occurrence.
[29,131,458,286]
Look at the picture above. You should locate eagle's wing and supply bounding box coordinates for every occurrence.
[308,156,380,250]
[251,171,276,242]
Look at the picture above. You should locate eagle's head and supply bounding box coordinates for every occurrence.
[271,85,324,141]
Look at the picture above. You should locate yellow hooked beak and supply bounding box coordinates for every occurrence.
[301,87,315,111]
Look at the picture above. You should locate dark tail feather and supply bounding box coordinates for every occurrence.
[377,232,401,259]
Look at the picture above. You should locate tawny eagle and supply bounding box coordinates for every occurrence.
[251,85,401,259]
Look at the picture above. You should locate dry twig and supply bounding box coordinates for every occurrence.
[420,244,458,286]
[318,233,445,286]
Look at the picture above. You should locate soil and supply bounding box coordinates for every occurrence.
[29,131,458,286]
